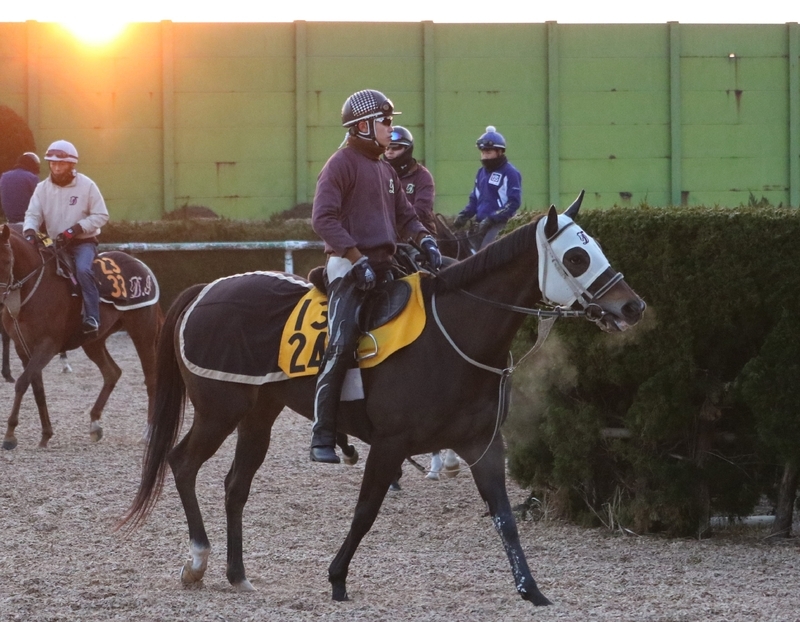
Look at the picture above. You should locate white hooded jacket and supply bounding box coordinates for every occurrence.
[23,172,109,239]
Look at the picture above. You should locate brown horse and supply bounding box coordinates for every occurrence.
[0,224,163,449]
[122,194,645,606]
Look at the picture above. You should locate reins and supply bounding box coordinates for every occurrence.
[429,289,559,472]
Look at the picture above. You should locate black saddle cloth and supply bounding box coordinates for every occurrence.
[95,251,159,309]
[181,271,312,383]
[181,270,414,384]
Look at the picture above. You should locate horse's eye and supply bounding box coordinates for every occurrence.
[563,248,590,277]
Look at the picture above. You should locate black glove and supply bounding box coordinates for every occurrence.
[351,256,377,291]
[453,213,470,229]
[56,224,82,246]
[420,235,442,271]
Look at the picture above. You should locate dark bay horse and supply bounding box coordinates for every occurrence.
[434,212,478,260]
[122,195,645,606]
[0,224,164,449]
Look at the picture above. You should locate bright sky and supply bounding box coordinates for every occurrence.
[4,0,799,25]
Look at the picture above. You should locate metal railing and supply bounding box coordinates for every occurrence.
[98,241,325,274]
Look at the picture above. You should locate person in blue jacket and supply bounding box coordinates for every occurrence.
[453,126,522,249]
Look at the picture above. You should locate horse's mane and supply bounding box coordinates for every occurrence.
[433,213,544,293]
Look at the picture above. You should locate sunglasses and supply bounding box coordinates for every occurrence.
[386,144,405,151]
[376,117,393,127]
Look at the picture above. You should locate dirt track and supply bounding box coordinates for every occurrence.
[1,332,798,621]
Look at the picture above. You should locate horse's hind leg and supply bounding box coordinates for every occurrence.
[81,339,122,442]
[224,397,283,591]
[124,308,160,427]
[170,384,254,586]
[461,436,552,607]
[59,351,72,373]
[328,438,407,601]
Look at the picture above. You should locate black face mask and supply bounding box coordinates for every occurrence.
[387,146,414,176]
[50,168,76,187]
[481,153,508,172]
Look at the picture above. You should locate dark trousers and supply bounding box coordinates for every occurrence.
[311,274,366,449]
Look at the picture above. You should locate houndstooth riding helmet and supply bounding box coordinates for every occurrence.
[342,89,399,128]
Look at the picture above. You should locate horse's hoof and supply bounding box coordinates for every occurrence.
[521,588,552,606]
[3,374,14,383]
[90,421,103,442]
[442,464,460,478]
[331,582,349,602]
[233,579,255,592]
[2,438,17,451]
[342,446,359,466]
[180,562,204,586]
[443,451,460,478]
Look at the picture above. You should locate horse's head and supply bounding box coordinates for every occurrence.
[537,191,645,332]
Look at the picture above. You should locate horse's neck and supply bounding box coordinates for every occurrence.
[437,256,541,358]
[11,238,49,282]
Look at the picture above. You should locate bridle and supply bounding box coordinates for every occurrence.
[0,240,53,359]
[427,214,627,472]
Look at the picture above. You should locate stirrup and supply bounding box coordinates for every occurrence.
[82,317,100,334]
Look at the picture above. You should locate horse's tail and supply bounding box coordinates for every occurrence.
[117,283,207,532]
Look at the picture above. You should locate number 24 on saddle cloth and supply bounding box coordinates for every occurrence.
[278,271,427,378]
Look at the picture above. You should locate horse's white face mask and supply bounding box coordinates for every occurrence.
[536,199,618,309]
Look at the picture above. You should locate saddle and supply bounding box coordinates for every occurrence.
[306,265,411,332]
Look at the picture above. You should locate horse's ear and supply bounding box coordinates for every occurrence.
[544,205,559,238]
[564,189,585,219]
[1,225,9,243]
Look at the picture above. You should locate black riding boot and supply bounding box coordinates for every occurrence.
[310,277,364,463]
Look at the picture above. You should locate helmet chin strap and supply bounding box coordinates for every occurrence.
[350,119,381,147]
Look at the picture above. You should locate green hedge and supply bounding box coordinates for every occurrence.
[505,205,800,536]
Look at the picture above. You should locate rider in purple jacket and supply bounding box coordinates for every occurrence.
[454,126,522,249]
[309,89,442,464]
[383,126,437,236]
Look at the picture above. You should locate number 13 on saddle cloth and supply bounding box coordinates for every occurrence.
[179,271,426,386]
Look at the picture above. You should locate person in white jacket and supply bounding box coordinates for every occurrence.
[23,140,109,335]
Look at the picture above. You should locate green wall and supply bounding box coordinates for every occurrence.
[1,21,798,221]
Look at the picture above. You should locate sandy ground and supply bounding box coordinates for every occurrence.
[1,332,798,622]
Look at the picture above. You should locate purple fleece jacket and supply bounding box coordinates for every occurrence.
[312,138,427,270]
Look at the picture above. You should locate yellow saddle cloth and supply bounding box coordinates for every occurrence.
[277,272,426,378]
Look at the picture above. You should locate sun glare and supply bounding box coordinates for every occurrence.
[60,19,129,45]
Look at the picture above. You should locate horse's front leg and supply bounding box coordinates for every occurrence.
[328,438,406,601]
[462,434,552,606]
[2,330,14,382]
[3,348,54,450]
